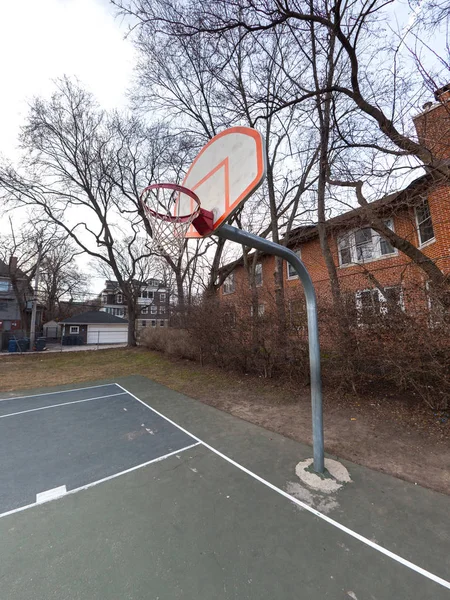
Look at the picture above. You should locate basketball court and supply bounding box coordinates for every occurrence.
[0,376,448,599]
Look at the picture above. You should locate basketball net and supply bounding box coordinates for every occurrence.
[140,184,201,257]
[140,183,215,257]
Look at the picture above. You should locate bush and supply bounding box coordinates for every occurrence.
[140,326,199,361]
[142,284,450,410]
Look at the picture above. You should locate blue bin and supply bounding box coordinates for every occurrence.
[8,339,17,353]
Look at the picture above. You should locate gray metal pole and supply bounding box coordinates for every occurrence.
[29,249,42,352]
[216,224,325,473]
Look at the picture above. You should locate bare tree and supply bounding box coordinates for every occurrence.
[0,219,62,333]
[0,78,162,345]
[117,0,450,298]
[39,243,88,322]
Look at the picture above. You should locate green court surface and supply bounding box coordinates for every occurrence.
[0,375,448,599]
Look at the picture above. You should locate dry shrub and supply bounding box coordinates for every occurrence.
[143,283,449,410]
[319,286,450,410]
[140,326,199,361]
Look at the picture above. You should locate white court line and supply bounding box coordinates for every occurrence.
[0,442,200,521]
[37,485,67,504]
[0,383,117,403]
[115,383,450,591]
[0,392,127,419]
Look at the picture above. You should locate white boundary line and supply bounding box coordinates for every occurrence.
[115,383,450,590]
[0,392,128,419]
[0,442,200,521]
[0,383,117,403]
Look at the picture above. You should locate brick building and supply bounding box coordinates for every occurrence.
[219,90,450,327]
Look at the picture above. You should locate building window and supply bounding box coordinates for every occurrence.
[355,285,403,325]
[160,306,166,314]
[288,298,306,329]
[338,219,396,266]
[0,281,9,292]
[160,320,165,327]
[69,326,79,334]
[141,306,148,314]
[223,272,235,294]
[102,294,107,304]
[142,290,148,299]
[223,310,236,329]
[416,199,435,246]
[160,292,166,302]
[287,250,302,280]
[116,294,123,304]
[151,320,157,327]
[151,305,157,314]
[148,291,154,299]
[142,320,147,327]
[250,304,265,317]
[254,263,263,287]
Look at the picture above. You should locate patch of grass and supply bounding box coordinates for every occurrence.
[0,347,265,401]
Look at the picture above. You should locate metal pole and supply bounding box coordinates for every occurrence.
[29,249,42,352]
[216,224,325,473]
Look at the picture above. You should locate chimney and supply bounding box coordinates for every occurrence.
[413,83,450,161]
[9,257,17,274]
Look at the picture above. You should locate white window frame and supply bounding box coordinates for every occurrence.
[142,320,147,327]
[151,319,157,327]
[150,305,157,314]
[160,305,166,314]
[254,263,263,287]
[102,294,108,304]
[69,326,79,334]
[141,306,148,314]
[415,199,435,247]
[160,320,165,327]
[355,285,404,324]
[223,272,235,295]
[338,219,397,267]
[250,303,265,317]
[287,250,302,280]
[116,294,123,304]
[160,292,166,302]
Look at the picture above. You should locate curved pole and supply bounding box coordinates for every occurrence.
[216,224,324,473]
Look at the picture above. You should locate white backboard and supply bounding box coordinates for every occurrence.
[178,127,266,238]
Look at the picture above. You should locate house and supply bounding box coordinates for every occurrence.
[0,258,24,333]
[219,88,450,326]
[99,278,169,329]
[60,311,129,344]
[0,258,43,348]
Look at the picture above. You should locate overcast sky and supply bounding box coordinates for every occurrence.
[0,0,134,159]
[0,0,135,293]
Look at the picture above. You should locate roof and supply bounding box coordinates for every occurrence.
[0,258,27,279]
[60,311,129,325]
[218,170,436,274]
[285,171,433,246]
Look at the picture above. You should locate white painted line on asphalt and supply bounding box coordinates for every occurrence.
[0,392,128,419]
[115,383,450,591]
[36,485,67,503]
[0,442,200,521]
[67,442,201,495]
[0,383,117,403]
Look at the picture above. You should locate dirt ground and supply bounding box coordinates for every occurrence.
[0,347,448,495]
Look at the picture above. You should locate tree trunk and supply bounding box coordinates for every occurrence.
[126,300,137,347]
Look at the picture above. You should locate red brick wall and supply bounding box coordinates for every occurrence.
[219,185,450,314]
[413,101,450,161]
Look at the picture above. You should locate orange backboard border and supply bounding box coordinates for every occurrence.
[182,127,266,238]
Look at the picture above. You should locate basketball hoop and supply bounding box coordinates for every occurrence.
[140,183,214,256]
